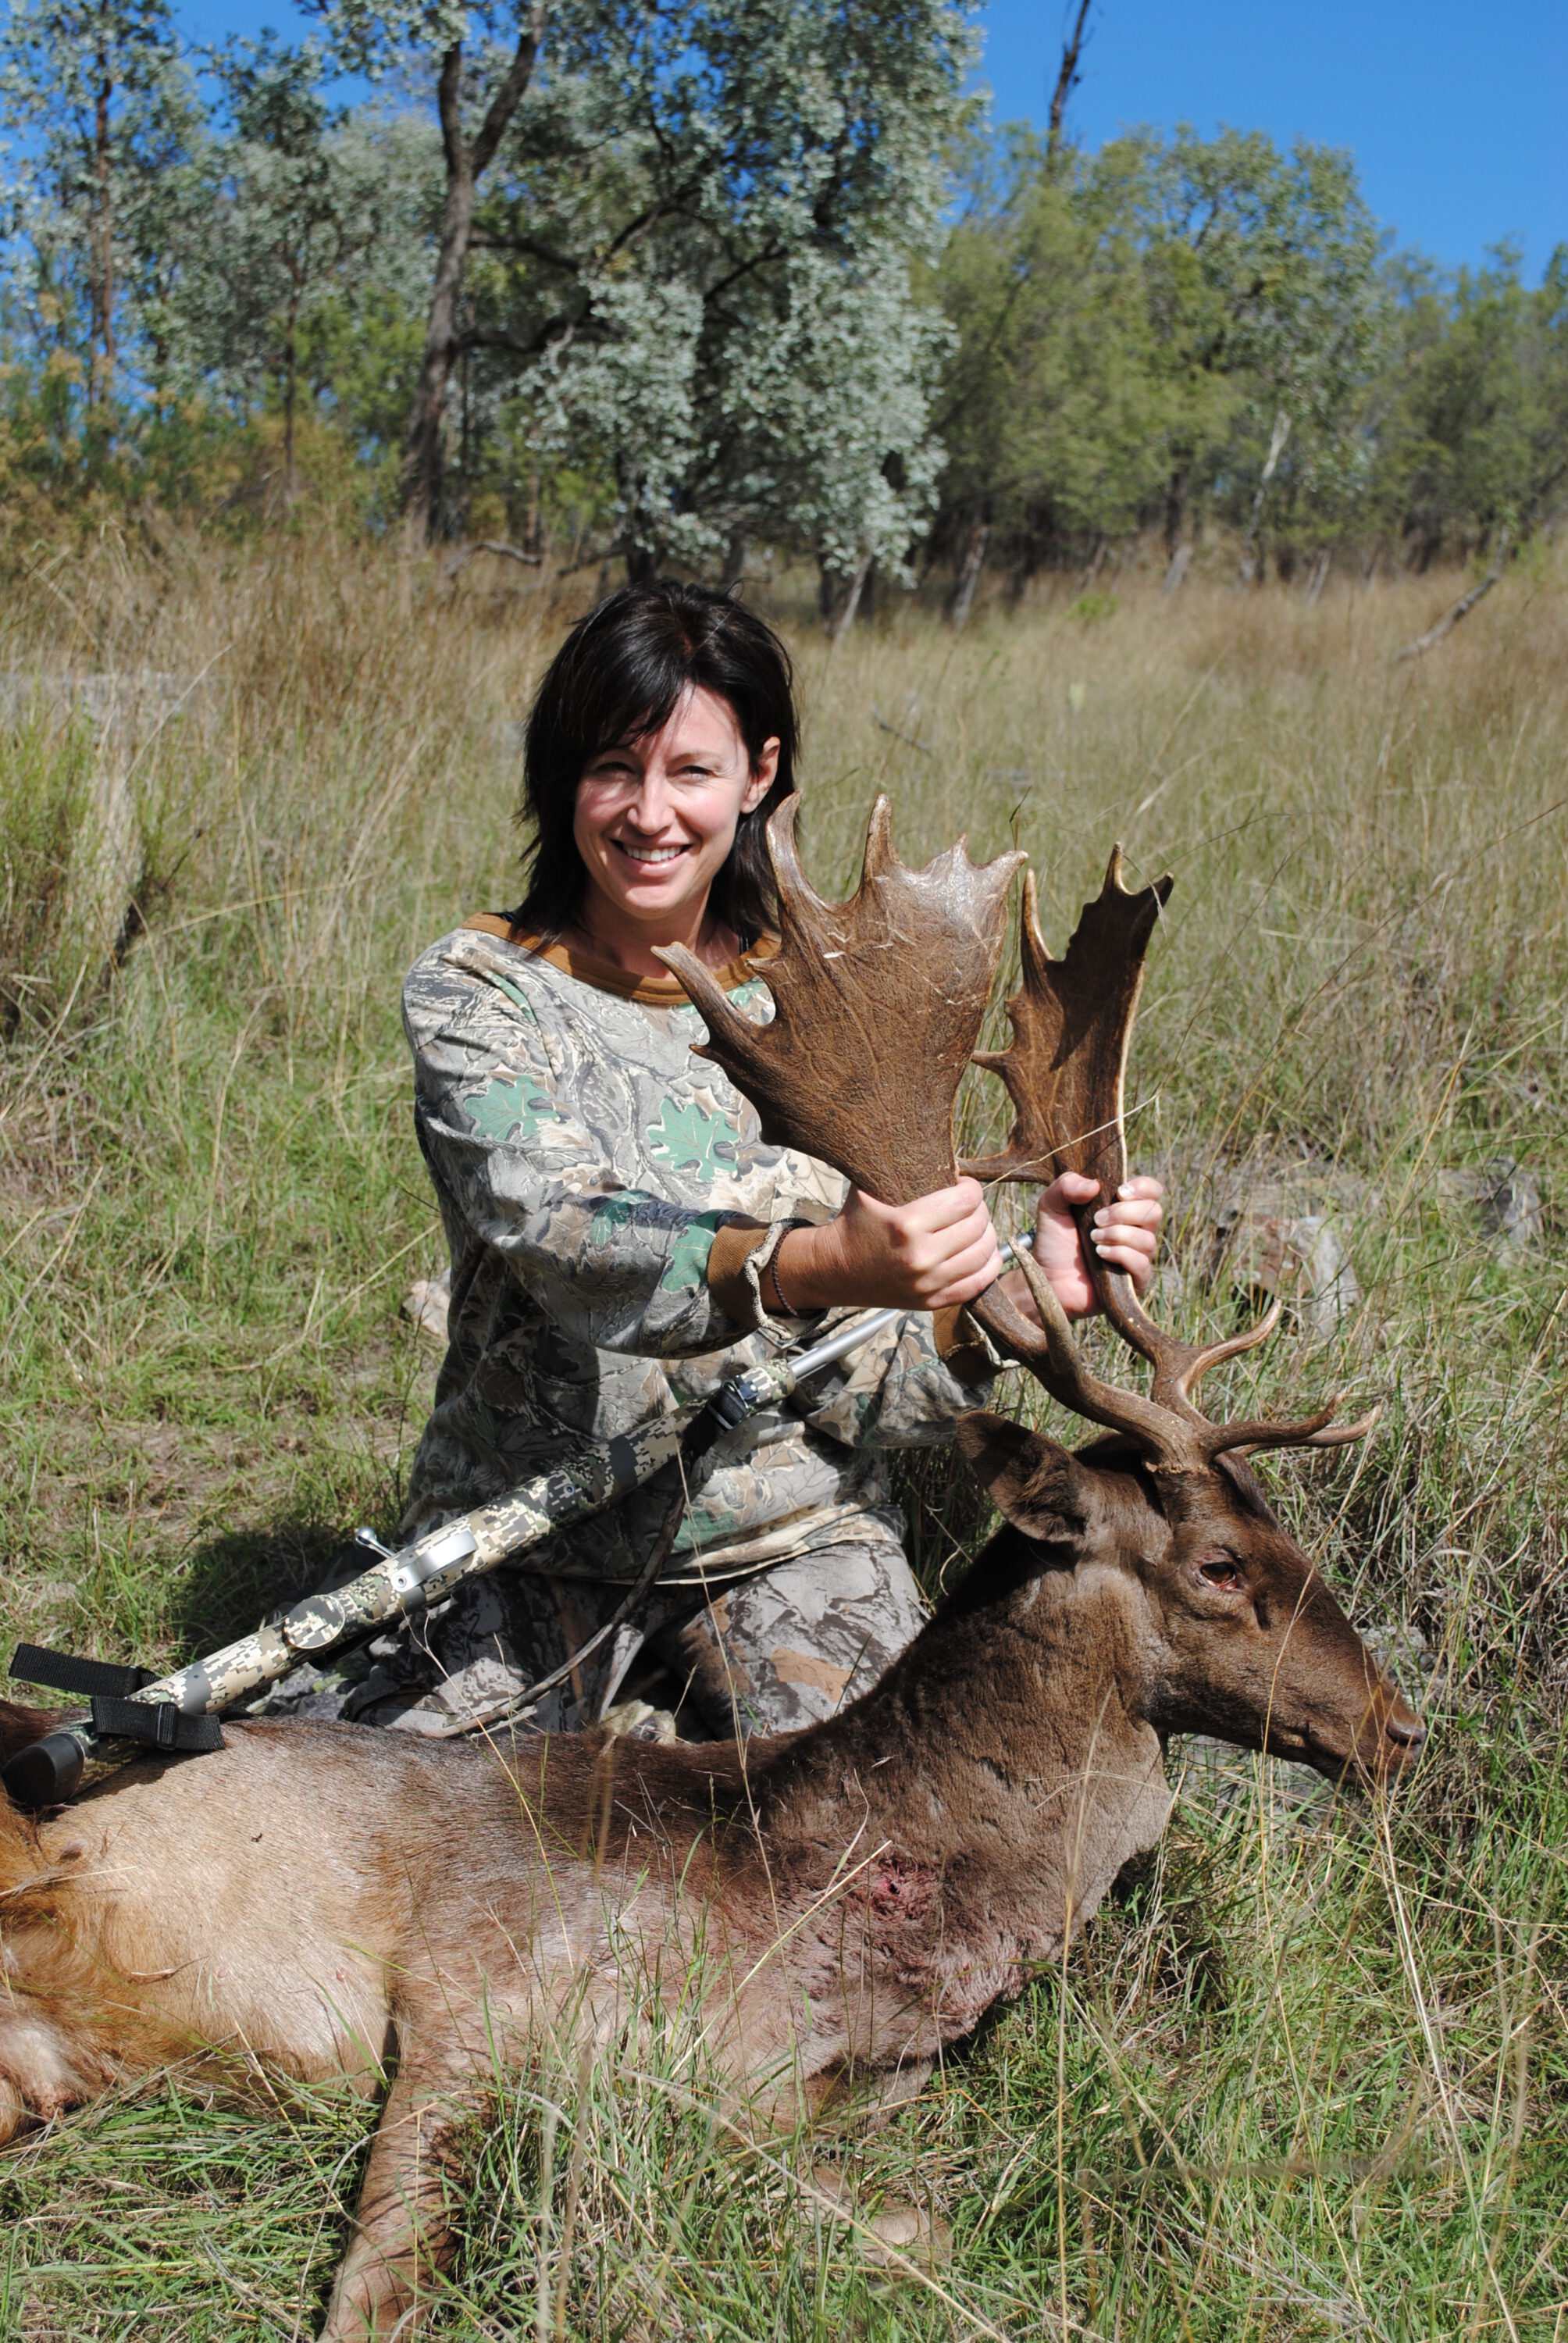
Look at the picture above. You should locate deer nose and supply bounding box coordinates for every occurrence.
[1384,1696,1424,1752]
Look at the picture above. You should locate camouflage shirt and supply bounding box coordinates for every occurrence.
[400,919,998,1584]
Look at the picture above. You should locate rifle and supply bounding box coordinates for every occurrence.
[3,1246,1032,1811]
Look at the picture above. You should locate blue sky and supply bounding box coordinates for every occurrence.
[980,0,1566,277]
[174,0,1566,279]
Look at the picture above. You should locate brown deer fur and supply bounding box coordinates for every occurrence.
[1,1427,1420,2340]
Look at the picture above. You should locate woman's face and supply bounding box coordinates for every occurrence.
[572,685,778,949]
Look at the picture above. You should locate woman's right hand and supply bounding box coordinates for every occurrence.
[772,1179,1003,1315]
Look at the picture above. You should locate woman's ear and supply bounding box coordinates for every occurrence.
[957,1411,1085,1539]
[742,737,780,812]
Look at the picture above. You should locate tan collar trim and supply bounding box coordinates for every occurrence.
[460,916,779,1007]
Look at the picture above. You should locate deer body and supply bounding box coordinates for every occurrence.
[2,806,1425,2335]
[0,1433,1417,2338]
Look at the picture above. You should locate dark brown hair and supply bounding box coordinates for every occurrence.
[510,580,797,944]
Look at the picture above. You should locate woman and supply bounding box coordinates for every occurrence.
[344,581,1160,1741]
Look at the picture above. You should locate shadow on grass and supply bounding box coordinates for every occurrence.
[172,1515,372,1658]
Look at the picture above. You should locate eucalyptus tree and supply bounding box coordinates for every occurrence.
[934,132,1171,579]
[174,39,435,500]
[1374,244,1568,564]
[457,0,968,599]
[933,124,1383,580]
[0,0,187,409]
[1110,128,1382,567]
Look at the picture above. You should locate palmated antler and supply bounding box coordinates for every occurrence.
[964,853,1171,1193]
[960,853,1374,1475]
[659,794,1023,1202]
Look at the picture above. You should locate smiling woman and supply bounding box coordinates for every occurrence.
[262,581,1160,1744]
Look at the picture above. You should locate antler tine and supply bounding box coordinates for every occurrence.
[964,846,1374,1475]
[658,794,1023,1205]
[1223,1405,1381,1460]
[971,1240,1206,1467]
[1093,1264,1285,1413]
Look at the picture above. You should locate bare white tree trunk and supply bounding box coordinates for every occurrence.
[825,554,873,644]
[948,522,989,632]
[1238,412,1292,586]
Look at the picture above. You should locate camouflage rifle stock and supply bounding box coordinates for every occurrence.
[3,1304,910,1809]
[5,1231,1036,1810]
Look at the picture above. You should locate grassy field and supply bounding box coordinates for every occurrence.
[1,534,1566,2338]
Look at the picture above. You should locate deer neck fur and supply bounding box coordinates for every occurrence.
[728,1499,1171,2040]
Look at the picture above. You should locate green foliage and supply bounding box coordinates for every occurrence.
[1372,245,1568,560]
[375,0,973,576]
[0,6,1564,582]
[932,123,1386,569]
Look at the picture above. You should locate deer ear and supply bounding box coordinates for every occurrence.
[957,1412,1085,1539]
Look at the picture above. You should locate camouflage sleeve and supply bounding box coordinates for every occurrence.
[409,986,761,1359]
[786,1306,1004,1452]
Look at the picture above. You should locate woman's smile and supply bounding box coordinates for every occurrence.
[611,840,688,865]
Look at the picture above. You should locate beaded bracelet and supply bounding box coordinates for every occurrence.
[764,1220,809,1317]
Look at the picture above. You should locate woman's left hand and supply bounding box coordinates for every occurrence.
[1002,1172,1164,1324]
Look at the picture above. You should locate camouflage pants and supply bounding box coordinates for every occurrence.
[259,1507,925,1741]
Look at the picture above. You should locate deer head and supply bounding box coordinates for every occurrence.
[664,800,1423,1787]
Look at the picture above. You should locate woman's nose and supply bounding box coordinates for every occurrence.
[627,771,675,829]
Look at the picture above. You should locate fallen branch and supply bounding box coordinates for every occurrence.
[1394,533,1510,660]
[443,539,544,582]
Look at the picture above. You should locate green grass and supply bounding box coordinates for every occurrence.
[1,535,1566,2336]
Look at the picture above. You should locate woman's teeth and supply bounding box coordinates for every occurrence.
[616,843,686,864]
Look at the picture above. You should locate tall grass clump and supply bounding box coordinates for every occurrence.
[1,535,1565,2337]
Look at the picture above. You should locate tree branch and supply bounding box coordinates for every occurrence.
[471,1,546,182]
[435,42,465,180]
[470,230,582,273]
[1395,532,1510,660]
[444,540,543,580]
[1046,0,1093,167]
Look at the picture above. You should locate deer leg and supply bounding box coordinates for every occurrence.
[320,2056,478,2341]
[0,1998,112,2142]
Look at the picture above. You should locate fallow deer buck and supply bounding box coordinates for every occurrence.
[0,800,1421,2340]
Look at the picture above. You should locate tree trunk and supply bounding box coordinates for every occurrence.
[283,298,298,505]
[1162,461,1188,561]
[1046,0,1092,168]
[90,47,115,408]
[401,48,474,544]
[823,554,872,644]
[1238,412,1290,586]
[401,8,545,543]
[948,520,989,631]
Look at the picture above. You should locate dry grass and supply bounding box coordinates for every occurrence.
[1,531,1566,2336]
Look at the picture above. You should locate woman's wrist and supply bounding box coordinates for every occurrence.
[772,1221,837,1314]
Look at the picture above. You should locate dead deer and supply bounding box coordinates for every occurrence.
[0,803,1421,2341]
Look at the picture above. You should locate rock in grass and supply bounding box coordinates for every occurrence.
[1210,1202,1360,1338]
[809,2165,953,2270]
[402,1265,451,1343]
[1434,1158,1545,1258]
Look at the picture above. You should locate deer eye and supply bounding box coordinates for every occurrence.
[1198,1558,1246,1592]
